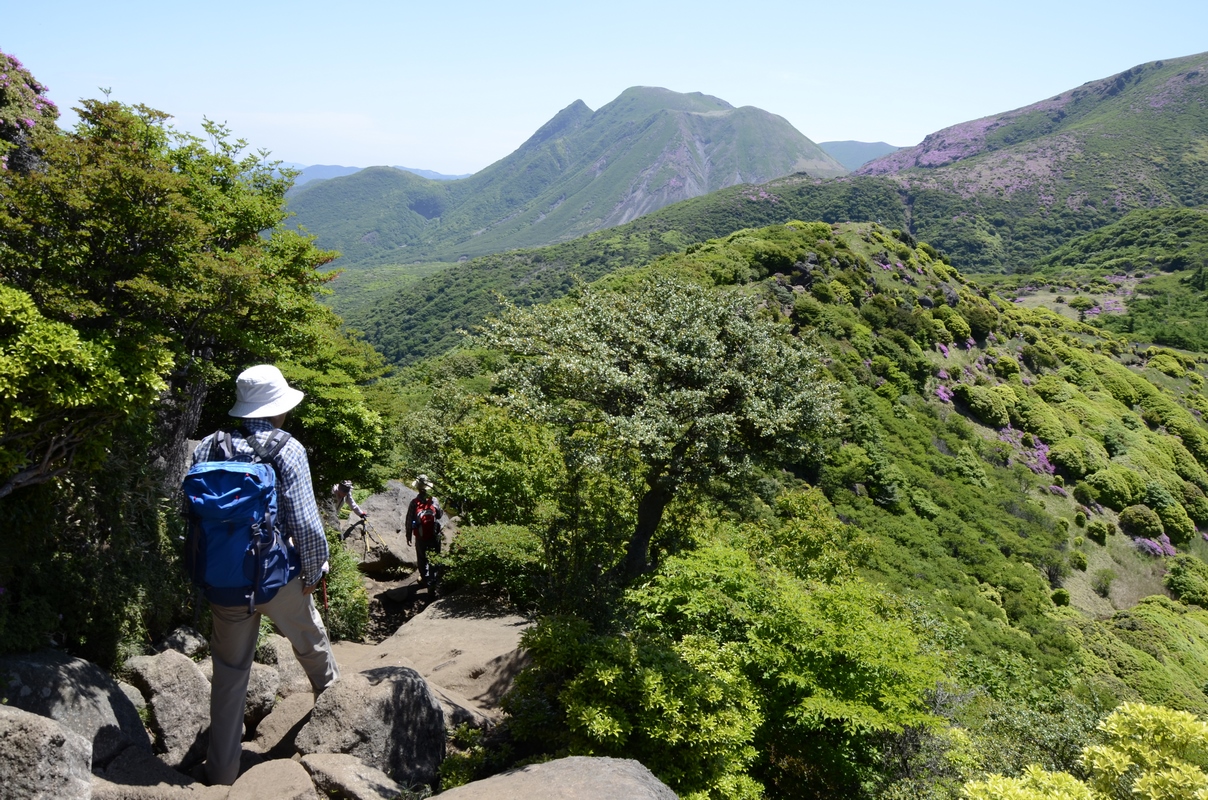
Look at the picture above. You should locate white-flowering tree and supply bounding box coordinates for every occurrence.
[482,277,840,578]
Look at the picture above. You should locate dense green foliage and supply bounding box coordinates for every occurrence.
[480,277,839,577]
[420,217,1208,797]
[964,702,1208,800]
[0,56,387,664]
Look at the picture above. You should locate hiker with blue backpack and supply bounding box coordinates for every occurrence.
[182,364,339,786]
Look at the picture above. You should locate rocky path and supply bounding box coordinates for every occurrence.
[0,480,681,799]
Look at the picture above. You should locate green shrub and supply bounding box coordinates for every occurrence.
[1148,353,1187,378]
[1086,521,1109,546]
[1155,502,1197,545]
[504,615,764,800]
[1051,588,1071,606]
[1086,466,1147,510]
[1183,483,1208,526]
[1050,437,1110,480]
[1072,481,1101,507]
[1091,569,1116,598]
[1069,551,1088,571]
[434,524,545,611]
[1074,511,1087,528]
[1118,505,1165,539]
[1057,518,1071,533]
[1164,555,1208,607]
[954,384,1011,428]
[994,354,1022,378]
[323,529,369,642]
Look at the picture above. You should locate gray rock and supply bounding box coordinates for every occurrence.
[295,667,444,788]
[256,635,313,699]
[245,662,280,731]
[0,648,150,767]
[300,753,405,800]
[158,626,208,658]
[119,680,148,715]
[125,649,211,769]
[439,756,679,799]
[0,704,93,800]
[251,692,313,758]
[228,759,320,800]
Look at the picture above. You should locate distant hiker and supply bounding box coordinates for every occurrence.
[405,474,445,587]
[333,479,367,521]
[185,364,339,786]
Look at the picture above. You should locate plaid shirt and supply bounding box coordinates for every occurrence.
[192,418,329,587]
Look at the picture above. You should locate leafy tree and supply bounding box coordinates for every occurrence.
[964,703,1208,800]
[482,278,839,578]
[0,94,387,496]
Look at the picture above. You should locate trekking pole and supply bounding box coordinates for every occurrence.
[321,576,329,614]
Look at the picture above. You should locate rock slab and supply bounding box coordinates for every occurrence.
[439,755,679,799]
[0,704,93,800]
[0,648,150,768]
[295,666,444,788]
[125,649,211,769]
[300,752,405,800]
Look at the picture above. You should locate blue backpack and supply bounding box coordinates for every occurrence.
[182,428,300,611]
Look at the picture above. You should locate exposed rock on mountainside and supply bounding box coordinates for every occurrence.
[287,86,845,265]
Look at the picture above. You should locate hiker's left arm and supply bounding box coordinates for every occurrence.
[276,441,329,588]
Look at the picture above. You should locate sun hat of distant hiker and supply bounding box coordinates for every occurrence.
[412,474,433,491]
[228,364,305,418]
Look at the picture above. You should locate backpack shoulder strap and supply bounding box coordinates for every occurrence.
[207,429,237,462]
[239,426,292,466]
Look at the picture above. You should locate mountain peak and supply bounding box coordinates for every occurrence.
[594,87,734,121]
[520,99,594,149]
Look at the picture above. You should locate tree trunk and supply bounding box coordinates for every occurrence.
[153,370,209,496]
[621,477,676,579]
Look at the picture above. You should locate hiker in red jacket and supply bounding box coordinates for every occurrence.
[404,474,444,588]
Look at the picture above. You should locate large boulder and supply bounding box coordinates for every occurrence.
[300,753,405,800]
[0,704,93,800]
[0,648,150,767]
[227,759,319,800]
[439,756,679,799]
[256,634,313,699]
[125,649,211,769]
[294,667,444,788]
[251,692,313,758]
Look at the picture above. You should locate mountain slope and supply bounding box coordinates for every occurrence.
[851,52,1208,271]
[818,140,902,171]
[287,87,846,265]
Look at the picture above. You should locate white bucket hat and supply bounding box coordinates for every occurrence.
[412,474,433,491]
[228,365,305,418]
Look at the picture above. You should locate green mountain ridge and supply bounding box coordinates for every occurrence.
[818,140,902,171]
[287,86,847,265]
[849,51,1208,271]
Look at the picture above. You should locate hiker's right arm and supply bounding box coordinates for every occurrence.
[276,442,329,588]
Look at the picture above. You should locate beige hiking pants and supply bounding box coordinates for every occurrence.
[206,577,339,785]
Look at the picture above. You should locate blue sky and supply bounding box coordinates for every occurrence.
[6,1,1207,174]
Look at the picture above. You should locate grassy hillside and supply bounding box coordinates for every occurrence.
[409,221,1208,796]
[287,86,847,266]
[344,178,908,365]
